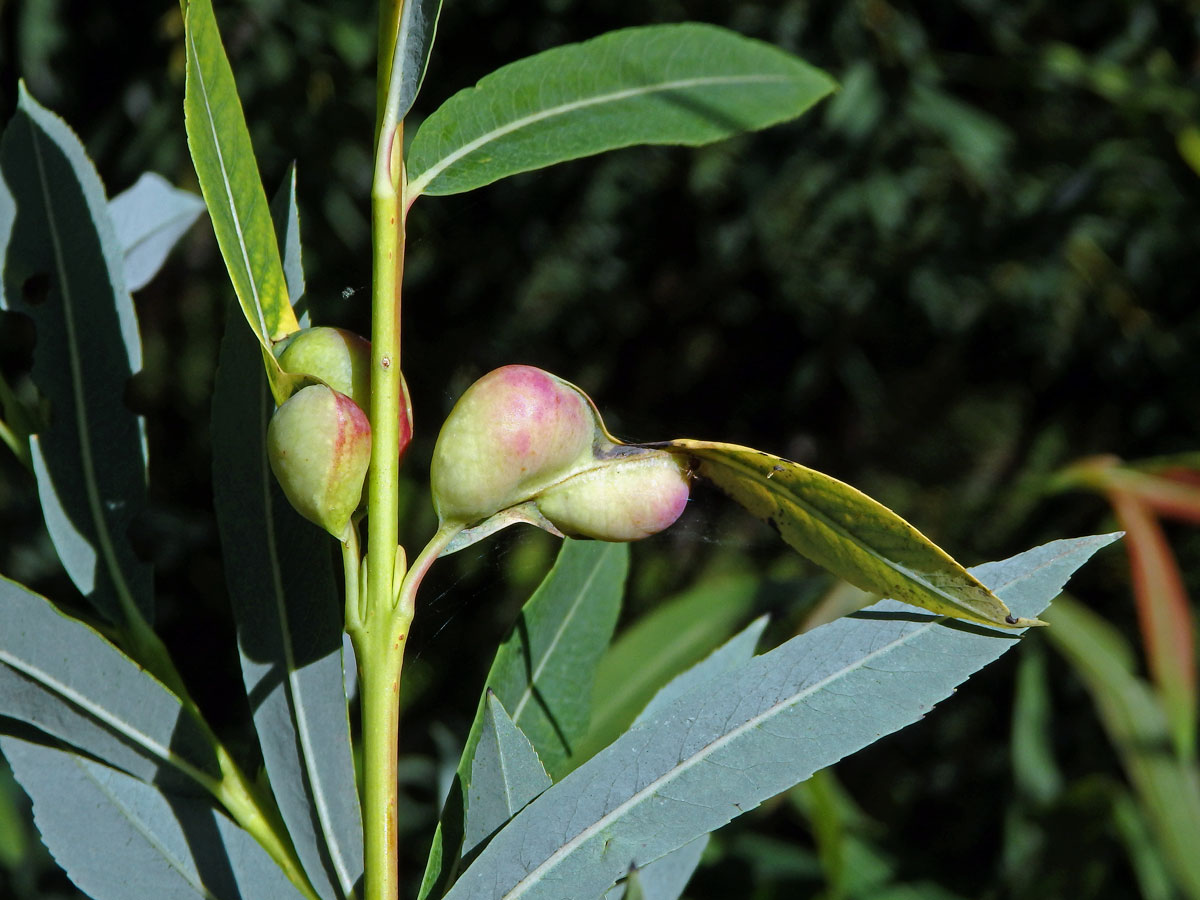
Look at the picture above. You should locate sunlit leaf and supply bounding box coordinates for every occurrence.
[664,439,1039,629]
[445,535,1116,900]
[582,575,760,759]
[0,575,218,790]
[407,24,835,197]
[419,540,627,899]
[183,0,298,403]
[269,163,306,309]
[604,836,708,900]
[380,0,442,124]
[463,693,552,857]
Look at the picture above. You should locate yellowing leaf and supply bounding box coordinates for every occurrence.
[663,439,1040,629]
[183,0,299,403]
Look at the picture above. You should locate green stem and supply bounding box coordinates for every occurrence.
[351,526,460,900]
[396,524,461,622]
[344,520,365,630]
[362,28,407,898]
[356,617,405,900]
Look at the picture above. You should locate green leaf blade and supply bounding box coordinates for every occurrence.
[407,23,836,197]
[444,535,1118,900]
[1,737,307,900]
[485,539,628,777]
[669,440,1040,629]
[183,0,297,351]
[464,694,553,857]
[0,86,152,625]
[212,314,364,900]
[419,539,627,899]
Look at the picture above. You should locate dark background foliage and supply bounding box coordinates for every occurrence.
[1,0,1198,897]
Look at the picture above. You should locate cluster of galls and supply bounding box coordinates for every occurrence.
[267,327,412,541]
[267,331,689,545]
[430,366,690,540]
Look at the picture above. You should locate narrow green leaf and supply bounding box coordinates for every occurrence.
[485,539,627,777]
[444,535,1117,900]
[464,693,552,857]
[0,85,152,625]
[270,163,306,310]
[1,737,307,900]
[1046,594,1200,897]
[183,0,298,388]
[666,440,1040,629]
[212,314,363,900]
[406,23,836,197]
[385,0,442,123]
[583,575,760,759]
[108,171,206,292]
[419,540,627,899]
[0,575,219,791]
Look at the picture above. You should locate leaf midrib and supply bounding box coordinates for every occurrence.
[0,646,216,792]
[27,116,140,622]
[492,558,1055,899]
[408,72,794,196]
[255,382,358,900]
[701,448,992,622]
[186,14,270,341]
[75,753,220,900]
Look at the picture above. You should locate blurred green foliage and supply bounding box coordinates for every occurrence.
[2,0,1199,898]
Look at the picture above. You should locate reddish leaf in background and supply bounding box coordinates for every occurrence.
[1110,468,1200,526]
[1108,488,1197,761]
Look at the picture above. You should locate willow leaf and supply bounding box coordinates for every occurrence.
[444,535,1117,900]
[464,694,552,857]
[108,171,205,292]
[1,737,306,900]
[0,575,219,791]
[407,23,835,197]
[183,0,297,403]
[0,85,152,625]
[664,439,1040,629]
[212,314,363,900]
[419,540,627,899]
[382,0,442,123]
